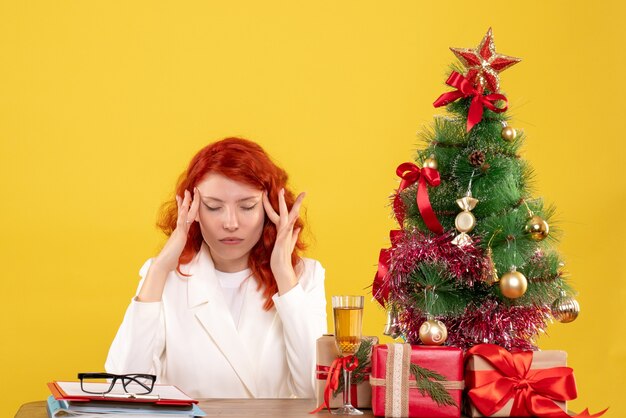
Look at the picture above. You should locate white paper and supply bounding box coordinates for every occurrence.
[56,381,194,401]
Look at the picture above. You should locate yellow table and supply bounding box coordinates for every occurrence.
[15,398,377,418]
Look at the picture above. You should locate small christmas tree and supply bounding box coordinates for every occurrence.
[372,28,580,351]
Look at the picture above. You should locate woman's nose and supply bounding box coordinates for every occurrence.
[223,208,239,231]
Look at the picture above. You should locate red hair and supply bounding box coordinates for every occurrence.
[157,137,306,310]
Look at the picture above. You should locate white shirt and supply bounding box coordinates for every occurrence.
[215,268,251,328]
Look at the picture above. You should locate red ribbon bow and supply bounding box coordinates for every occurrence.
[433,71,508,132]
[393,162,443,235]
[316,365,371,381]
[374,162,443,307]
[372,230,403,307]
[466,344,607,418]
[310,355,359,414]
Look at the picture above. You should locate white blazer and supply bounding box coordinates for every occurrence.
[105,243,327,399]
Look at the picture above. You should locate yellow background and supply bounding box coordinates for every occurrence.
[1,1,624,417]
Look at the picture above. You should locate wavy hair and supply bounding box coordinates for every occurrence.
[157,137,306,310]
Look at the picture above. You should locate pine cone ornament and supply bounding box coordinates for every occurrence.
[469,150,486,168]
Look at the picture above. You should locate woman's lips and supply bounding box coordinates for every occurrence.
[219,238,244,245]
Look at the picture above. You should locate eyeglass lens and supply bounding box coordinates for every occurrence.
[122,374,155,394]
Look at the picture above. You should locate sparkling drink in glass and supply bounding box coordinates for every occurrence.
[331,295,364,416]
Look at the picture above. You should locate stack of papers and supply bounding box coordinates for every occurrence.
[46,381,206,417]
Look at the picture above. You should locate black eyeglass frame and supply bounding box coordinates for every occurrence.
[77,372,157,395]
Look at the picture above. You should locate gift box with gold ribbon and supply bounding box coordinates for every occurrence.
[465,344,575,417]
[370,343,464,418]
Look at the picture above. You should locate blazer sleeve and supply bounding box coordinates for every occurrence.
[272,258,327,398]
[104,258,167,379]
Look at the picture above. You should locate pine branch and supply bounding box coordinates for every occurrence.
[333,338,374,396]
[408,262,470,315]
[409,363,457,407]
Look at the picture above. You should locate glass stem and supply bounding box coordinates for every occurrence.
[343,368,351,407]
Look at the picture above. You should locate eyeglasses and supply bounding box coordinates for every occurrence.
[78,373,156,396]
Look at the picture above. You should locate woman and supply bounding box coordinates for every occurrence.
[105,138,327,399]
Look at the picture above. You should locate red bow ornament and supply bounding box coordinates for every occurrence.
[466,344,607,418]
[393,162,443,234]
[433,71,508,132]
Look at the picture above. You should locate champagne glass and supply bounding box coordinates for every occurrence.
[331,295,364,416]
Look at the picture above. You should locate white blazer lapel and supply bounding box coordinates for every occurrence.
[186,244,258,397]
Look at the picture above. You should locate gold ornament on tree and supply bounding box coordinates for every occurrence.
[418,315,448,346]
[500,122,517,142]
[525,214,550,241]
[483,247,499,285]
[418,288,447,345]
[423,154,438,170]
[499,267,528,299]
[551,291,580,323]
[452,192,479,247]
[522,200,549,241]
[383,305,403,339]
[483,232,501,285]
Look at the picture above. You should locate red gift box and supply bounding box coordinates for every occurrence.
[370,343,463,418]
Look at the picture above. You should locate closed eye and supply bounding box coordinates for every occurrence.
[204,203,221,211]
[242,204,258,211]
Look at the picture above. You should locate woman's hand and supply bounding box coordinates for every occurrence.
[262,188,305,295]
[137,188,200,302]
[154,188,201,272]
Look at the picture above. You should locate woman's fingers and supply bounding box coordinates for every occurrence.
[176,190,193,227]
[290,227,301,253]
[183,189,191,208]
[264,189,306,231]
[262,191,280,224]
[278,188,289,220]
[187,187,200,223]
[176,194,184,225]
[288,192,306,225]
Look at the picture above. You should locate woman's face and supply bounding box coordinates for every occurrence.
[194,173,265,272]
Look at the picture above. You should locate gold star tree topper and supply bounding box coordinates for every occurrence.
[450,28,521,93]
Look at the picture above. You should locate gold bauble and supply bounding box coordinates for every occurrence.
[551,295,580,323]
[525,215,549,241]
[423,155,438,170]
[501,126,517,141]
[499,270,528,299]
[455,211,476,233]
[418,318,448,345]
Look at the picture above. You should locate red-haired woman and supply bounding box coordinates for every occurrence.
[105,138,327,399]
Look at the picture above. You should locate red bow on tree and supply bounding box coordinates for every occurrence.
[466,344,607,418]
[433,71,508,132]
[393,162,444,234]
[375,163,443,308]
